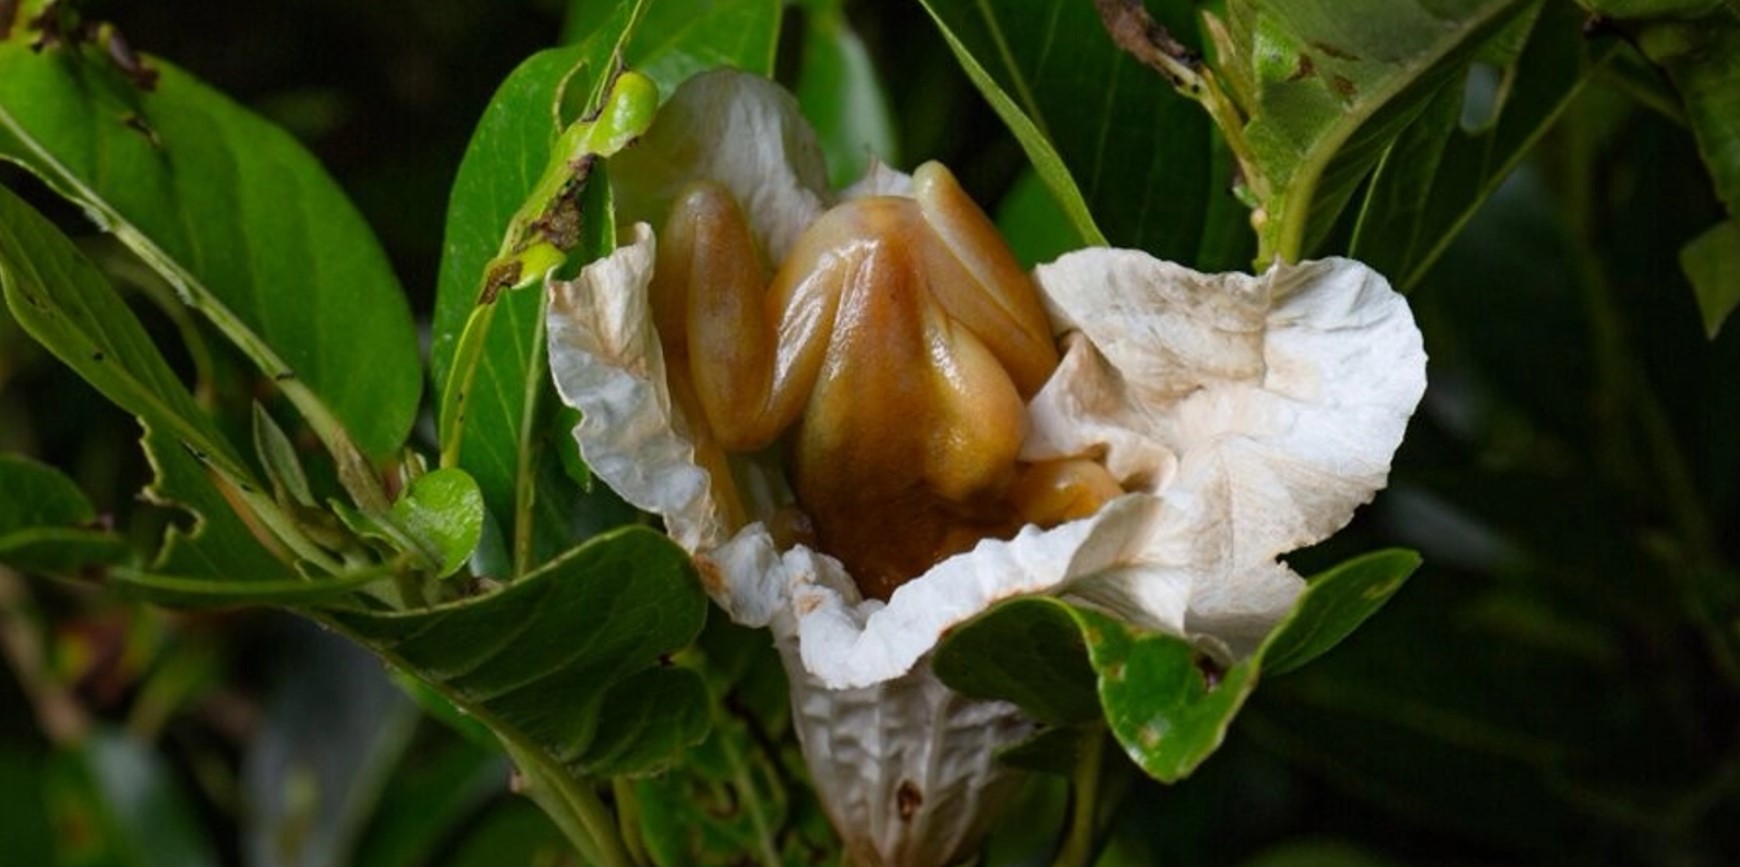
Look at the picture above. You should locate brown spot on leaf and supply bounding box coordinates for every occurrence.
[1289,53,1316,82]
[1,0,19,40]
[896,780,923,822]
[122,114,162,148]
[1332,75,1358,99]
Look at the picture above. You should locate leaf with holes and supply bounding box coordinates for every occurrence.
[0,183,300,582]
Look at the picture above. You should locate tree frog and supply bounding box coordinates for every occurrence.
[652,162,1121,600]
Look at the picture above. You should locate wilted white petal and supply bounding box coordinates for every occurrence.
[612,70,831,263]
[781,646,1032,867]
[1030,252,1427,657]
[547,225,732,553]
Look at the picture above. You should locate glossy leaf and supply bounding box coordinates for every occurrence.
[796,0,899,188]
[0,37,420,462]
[1262,549,1424,675]
[320,525,709,780]
[0,183,301,581]
[562,0,782,97]
[0,453,129,574]
[935,549,1421,782]
[931,593,1099,726]
[1222,0,1539,262]
[1349,2,1618,288]
[44,729,221,867]
[390,467,484,578]
[1682,219,1740,338]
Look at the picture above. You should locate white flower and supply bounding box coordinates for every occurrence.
[547,69,1426,867]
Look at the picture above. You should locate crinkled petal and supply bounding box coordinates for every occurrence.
[612,70,831,264]
[1028,252,1427,658]
[547,224,734,553]
[699,494,1163,689]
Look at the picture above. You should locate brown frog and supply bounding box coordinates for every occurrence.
[651,162,1120,600]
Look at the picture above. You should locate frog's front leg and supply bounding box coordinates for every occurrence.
[652,181,856,455]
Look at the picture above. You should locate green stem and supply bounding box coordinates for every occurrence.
[503,741,637,867]
[612,777,649,866]
[1051,730,1107,867]
[512,296,550,577]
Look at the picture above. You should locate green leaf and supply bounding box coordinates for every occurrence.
[0,37,420,465]
[320,525,709,780]
[1261,549,1422,675]
[253,403,315,508]
[935,549,1421,783]
[0,183,304,580]
[796,0,899,188]
[45,729,221,867]
[932,595,1099,726]
[1224,0,1540,262]
[0,453,129,574]
[920,1,1128,252]
[1683,220,1740,337]
[390,467,484,578]
[440,801,574,867]
[1349,2,1617,288]
[1631,12,1740,219]
[563,0,782,97]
